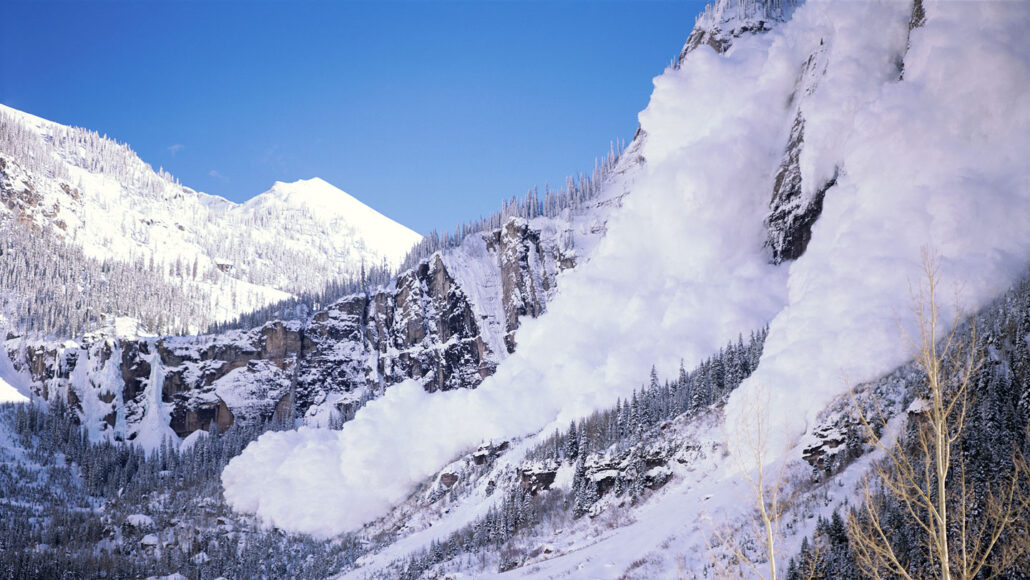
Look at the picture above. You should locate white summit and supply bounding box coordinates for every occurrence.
[243,177,421,270]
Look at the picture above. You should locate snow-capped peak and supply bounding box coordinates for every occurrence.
[244,177,421,269]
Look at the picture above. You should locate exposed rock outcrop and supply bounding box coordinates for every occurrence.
[765,42,837,264]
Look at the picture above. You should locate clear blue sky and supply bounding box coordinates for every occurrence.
[1,1,707,234]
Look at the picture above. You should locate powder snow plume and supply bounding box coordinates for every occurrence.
[223,0,1030,536]
[727,0,1030,459]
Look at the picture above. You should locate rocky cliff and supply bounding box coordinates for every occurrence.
[763,0,927,264]
[4,211,608,443]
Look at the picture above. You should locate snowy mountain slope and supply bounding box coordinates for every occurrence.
[729,0,1030,460]
[220,0,1030,564]
[0,104,421,335]
[3,0,1028,576]
[0,346,30,404]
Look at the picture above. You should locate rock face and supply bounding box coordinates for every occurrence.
[676,0,797,66]
[489,219,567,353]
[765,42,835,264]
[765,0,927,264]
[673,0,834,266]
[7,215,582,441]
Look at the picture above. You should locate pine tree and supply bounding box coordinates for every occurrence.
[572,455,589,518]
[563,421,579,460]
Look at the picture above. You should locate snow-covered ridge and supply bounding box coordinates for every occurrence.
[694,0,797,28]
[0,103,421,335]
[677,0,799,63]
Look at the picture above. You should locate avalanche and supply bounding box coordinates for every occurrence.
[222,0,1030,540]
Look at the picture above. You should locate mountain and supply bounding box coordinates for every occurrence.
[0,103,420,337]
[244,177,420,268]
[222,0,1030,572]
[1,0,1029,577]
[0,109,627,439]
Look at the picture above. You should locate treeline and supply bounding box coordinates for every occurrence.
[528,327,768,463]
[207,261,394,333]
[214,141,629,333]
[787,274,1030,579]
[1,105,630,340]
[0,107,180,196]
[0,109,388,337]
[390,486,552,580]
[0,401,365,579]
[384,272,1030,578]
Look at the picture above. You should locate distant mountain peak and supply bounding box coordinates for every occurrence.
[247,177,421,268]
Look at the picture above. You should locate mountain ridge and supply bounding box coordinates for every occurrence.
[0,102,422,336]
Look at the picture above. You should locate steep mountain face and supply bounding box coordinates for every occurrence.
[3,195,618,442]
[764,40,832,263]
[673,0,840,266]
[0,105,420,336]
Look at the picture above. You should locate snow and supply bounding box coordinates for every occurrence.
[180,429,209,452]
[127,344,180,453]
[906,398,929,415]
[140,533,160,547]
[223,0,1030,543]
[0,344,30,403]
[439,214,582,362]
[212,360,292,424]
[441,235,511,361]
[244,178,421,270]
[223,0,794,536]
[0,378,26,404]
[80,318,151,346]
[126,514,156,529]
[224,380,459,538]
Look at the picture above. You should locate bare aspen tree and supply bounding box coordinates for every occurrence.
[708,388,821,580]
[847,250,1030,580]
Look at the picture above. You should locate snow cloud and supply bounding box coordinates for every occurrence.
[224,9,800,536]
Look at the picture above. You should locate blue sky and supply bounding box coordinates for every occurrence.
[1,1,707,234]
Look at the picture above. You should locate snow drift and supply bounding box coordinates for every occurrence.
[0,347,30,404]
[223,0,1030,537]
